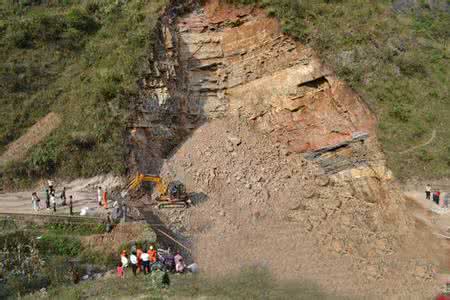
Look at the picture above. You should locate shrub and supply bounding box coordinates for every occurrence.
[37,234,81,257]
[28,141,59,176]
[389,103,411,122]
[9,27,34,49]
[33,14,65,42]
[66,8,99,34]
[417,149,434,162]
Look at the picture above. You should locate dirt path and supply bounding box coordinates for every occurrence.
[0,112,62,166]
[400,129,436,154]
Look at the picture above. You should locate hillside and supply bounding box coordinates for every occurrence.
[0,0,167,188]
[0,0,449,187]
[0,0,449,298]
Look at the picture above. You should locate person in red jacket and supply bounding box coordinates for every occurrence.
[148,245,157,266]
[136,247,143,272]
[148,245,157,262]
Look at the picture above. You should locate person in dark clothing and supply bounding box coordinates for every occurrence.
[61,187,67,206]
[51,191,56,212]
[69,195,73,216]
[35,193,41,210]
[106,213,113,233]
[425,184,431,200]
[45,189,50,209]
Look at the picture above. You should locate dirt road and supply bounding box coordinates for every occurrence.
[0,189,97,215]
[0,175,123,215]
[405,190,450,286]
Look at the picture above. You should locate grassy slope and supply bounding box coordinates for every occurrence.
[0,0,166,188]
[28,268,344,300]
[232,0,449,180]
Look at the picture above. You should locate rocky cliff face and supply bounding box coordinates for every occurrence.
[128,0,382,176]
[128,1,441,297]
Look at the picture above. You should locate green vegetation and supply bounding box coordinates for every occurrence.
[0,0,167,188]
[231,0,449,179]
[0,223,113,298]
[45,222,106,236]
[27,267,344,300]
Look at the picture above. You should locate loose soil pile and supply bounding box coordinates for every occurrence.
[156,116,442,298]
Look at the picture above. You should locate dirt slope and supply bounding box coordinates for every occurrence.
[0,112,61,166]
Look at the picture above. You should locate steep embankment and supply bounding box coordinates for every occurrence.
[126,1,445,298]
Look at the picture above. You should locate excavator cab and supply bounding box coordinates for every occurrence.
[167,181,187,201]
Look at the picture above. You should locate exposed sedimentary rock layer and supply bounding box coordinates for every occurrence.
[128,0,378,174]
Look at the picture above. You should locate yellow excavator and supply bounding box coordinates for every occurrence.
[126,173,191,209]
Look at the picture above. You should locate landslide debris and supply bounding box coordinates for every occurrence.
[127,1,444,298]
[157,117,441,298]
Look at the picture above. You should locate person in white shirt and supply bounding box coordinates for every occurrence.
[48,180,54,193]
[97,186,102,206]
[141,250,150,274]
[130,252,138,276]
[425,184,431,200]
[31,192,38,211]
[174,252,185,273]
[50,192,56,213]
[121,251,129,268]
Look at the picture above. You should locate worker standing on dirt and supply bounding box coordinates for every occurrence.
[103,190,108,209]
[45,189,50,210]
[97,186,102,206]
[121,250,129,268]
[141,249,150,274]
[61,187,67,206]
[148,245,157,267]
[130,251,138,276]
[51,192,56,212]
[426,184,431,200]
[437,190,442,207]
[174,252,185,273]
[117,262,124,279]
[36,193,41,210]
[48,179,54,193]
[69,195,73,216]
[136,247,143,273]
[106,213,113,233]
[31,192,38,211]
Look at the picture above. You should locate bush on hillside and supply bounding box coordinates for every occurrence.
[37,234,81,257]
[66,8,99,33]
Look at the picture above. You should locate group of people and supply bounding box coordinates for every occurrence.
[117,245,187,278]
[31,180,74,215]
[425,184,449,208]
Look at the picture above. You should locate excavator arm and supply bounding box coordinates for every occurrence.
[127,173,168,195]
